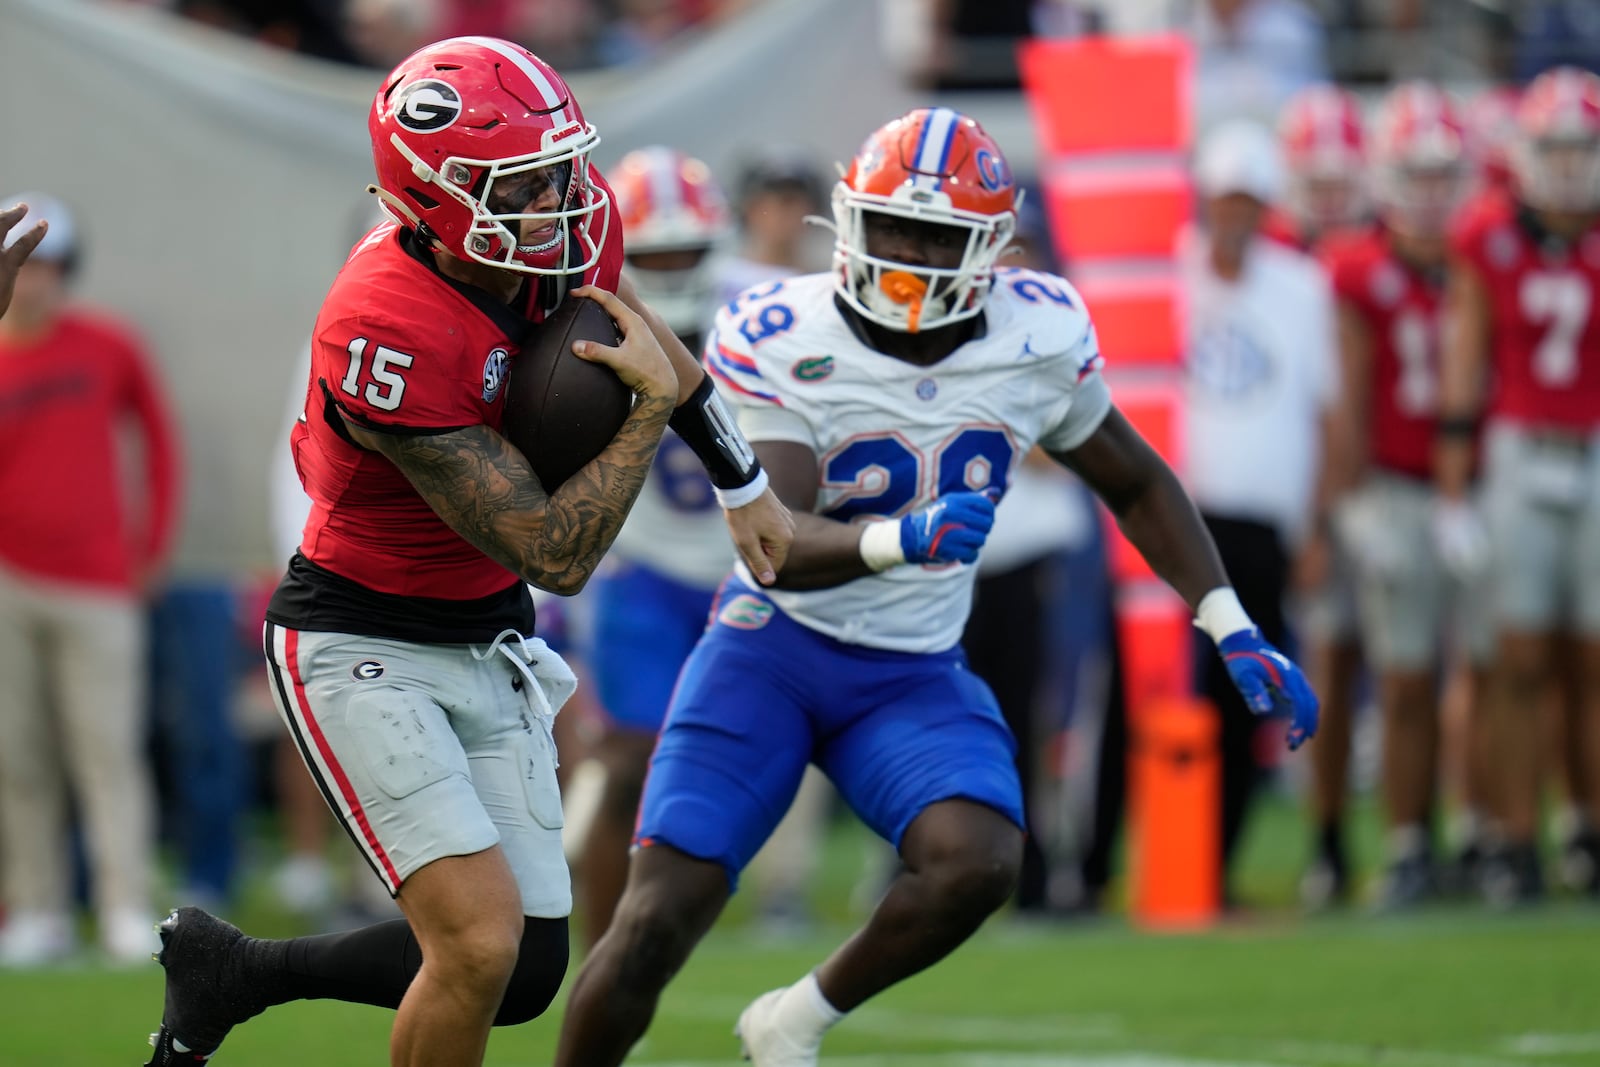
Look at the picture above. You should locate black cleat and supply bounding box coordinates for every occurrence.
[143,907,271,1065]
[1481,843,1545,910]
[1373,853,1435,913]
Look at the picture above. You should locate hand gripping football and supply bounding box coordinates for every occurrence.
[500,295,635,490]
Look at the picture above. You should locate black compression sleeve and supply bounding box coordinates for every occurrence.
[668,372,762,490]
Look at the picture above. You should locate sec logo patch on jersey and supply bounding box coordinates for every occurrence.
[483,347,510,403]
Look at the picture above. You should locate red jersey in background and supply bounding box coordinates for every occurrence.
[1450,195,1600,431]
[0,310,180,590]
[1323,228,1448,480]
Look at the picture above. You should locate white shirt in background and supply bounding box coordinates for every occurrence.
[1181,231,1336,545]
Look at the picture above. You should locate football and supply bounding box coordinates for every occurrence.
[500,294,636,491]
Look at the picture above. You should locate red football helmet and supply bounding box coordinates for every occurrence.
[1511,66,1600,214]
[828,107,1017,334]
[1371,81,1472,238]
[1465,85,1522,193]
[610,146,731,336]
[1278,84,1368,232]
[368,36,609,276]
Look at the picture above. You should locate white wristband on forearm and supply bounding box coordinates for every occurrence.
[714,467,770,511]
[1194,587,1255,643]
[858,520,906,572]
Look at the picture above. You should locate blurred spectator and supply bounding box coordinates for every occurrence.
[343,0,443,68]
[1179,0,1329,135]
[880,0,1035,90]
[166,0,745,68]
[175,0,359,62]
[1180,124,1339,903]
[595,0,694,66]
[0,196,181,966]
[712,146,829,307]
[1511,1,1600,82]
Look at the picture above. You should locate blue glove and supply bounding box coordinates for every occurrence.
[898,491,997,565]
[1217,629,1320,751]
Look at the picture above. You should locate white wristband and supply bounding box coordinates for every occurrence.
[858,519,906,572]
[1194,587,1255,643]
[714,467,770,511]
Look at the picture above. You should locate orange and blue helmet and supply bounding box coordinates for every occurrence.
[826,108,1018,333]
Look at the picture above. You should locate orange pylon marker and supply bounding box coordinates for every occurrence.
[1129,696,1221,930]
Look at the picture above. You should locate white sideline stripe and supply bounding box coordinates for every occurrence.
[1502,1031,1600,1055]
[637,1056,1291,1067]
[1269,1041,1535,1067]
[663,994,1124,1043]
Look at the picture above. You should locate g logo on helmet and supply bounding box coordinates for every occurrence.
[975,149,1011,192]
[394,79,463,134]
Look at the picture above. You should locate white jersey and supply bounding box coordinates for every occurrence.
[608,428,733,589]
[708,269,1112,653]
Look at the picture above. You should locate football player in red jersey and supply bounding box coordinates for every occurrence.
[139,36,793,1067]
[0,201,48,318]
[1322,83,1491,909]
[1264,83,1371,253]
[1438,66,1600,907]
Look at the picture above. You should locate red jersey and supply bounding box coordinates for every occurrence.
[1323,228,1446,480]
[273,166,623,639]
[0,310,180,589]
[1450,195,1600,431]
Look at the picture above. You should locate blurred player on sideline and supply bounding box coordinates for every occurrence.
[1264,83,1372,909]
[1321,82,1491,909]
[1267,83,1372,252]
[141,36,792,1067]
[1438,66,1600,907]
[552,107,1319,1067]
[568,145,737,947]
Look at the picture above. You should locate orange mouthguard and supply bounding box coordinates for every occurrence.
[879,271,928,332]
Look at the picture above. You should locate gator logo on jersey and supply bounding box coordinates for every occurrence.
[394,79,463,134]
[717,594,774,630]
[791,355,835,381]
[352,661,385,681]
[483,348,510,403]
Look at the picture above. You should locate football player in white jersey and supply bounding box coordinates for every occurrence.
[552,108,1320,1067]
[573,146,737,948]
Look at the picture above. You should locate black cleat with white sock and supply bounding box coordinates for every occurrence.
[143,907,274,1065]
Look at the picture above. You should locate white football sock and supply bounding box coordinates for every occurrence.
[774,972,844,1042]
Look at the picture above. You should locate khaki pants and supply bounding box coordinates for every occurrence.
[0,563,153,919]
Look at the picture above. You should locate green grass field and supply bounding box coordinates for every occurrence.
[8,795,1600,1067]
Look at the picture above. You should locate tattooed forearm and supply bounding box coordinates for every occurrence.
[533,394,673,590]
[365,395,673,594]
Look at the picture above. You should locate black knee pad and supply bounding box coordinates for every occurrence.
[492,916,570,1026]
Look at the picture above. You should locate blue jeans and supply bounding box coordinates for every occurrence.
[149,584,248,902]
